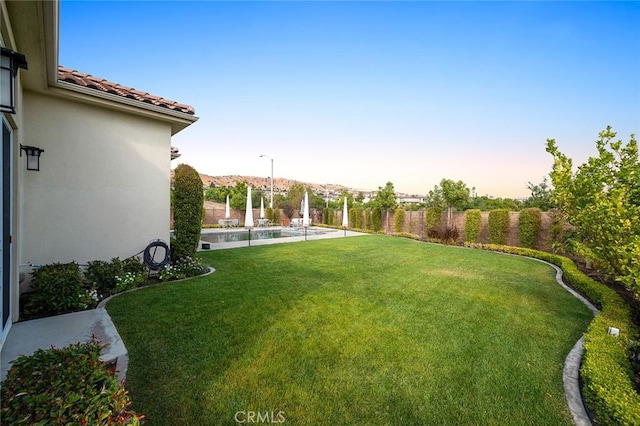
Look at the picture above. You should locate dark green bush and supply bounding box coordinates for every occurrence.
[518,208,542,248]
[172,164,204,262]
[465,242,640,425]
[0,338,143,425]
[464,209,481,242]
[425,207,442,237]
[86,257,146,297]
[488,209,510,245]
[28,262,92,317]
[394,209,405,233]
[266,206,274,223]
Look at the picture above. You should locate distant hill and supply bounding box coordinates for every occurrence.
[197,173,352,193]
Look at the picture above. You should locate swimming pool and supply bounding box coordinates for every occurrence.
[200,227,331,244]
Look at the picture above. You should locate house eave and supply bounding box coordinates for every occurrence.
[47,81,199,135]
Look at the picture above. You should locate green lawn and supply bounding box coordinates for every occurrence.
[106,235,593,425]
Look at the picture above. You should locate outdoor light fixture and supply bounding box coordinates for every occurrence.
[1,47,28,114]
[20,145,44,171]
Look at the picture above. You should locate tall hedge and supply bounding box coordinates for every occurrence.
[464,209,481,242]
[172,164,203,261]
[518,208,542,248]
[488,209,509,245]
[355,208,364,229]
[371,207,382,232]
[425,207,442,236]
[394,209,405,233]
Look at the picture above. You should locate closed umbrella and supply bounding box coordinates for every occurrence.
[260,197,265,219]
[303,191,310,227]
[342,197,349,227]
[244,186,254,228]
[225,195,230,219]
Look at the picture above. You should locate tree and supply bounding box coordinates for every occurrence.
[546,126,640,294]
[440,179,470,226]
[172,164,203,261]
[372,182,397,211]
[522,178,554,210]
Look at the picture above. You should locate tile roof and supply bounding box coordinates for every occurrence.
[58,66,195,115]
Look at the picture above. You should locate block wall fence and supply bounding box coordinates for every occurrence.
[174,207,555,252]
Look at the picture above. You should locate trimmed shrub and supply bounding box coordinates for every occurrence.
[425,207,442,237]
[371,207,382,232]
[28,262,93,317]
[488,209,509,245]
[0,338,143,425]
[394,209,405,233]
[465,209,481,242]
[266,206,274,223]
[519,207,542,248]
[172,164,204,261]
[86,257,146,297]
[272,208,281,225]
[465,242,640,425]
[354,208,363,229]
[349,208,357,229]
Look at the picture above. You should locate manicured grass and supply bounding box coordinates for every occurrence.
[106,235,593,425]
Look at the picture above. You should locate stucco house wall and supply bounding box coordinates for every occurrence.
[20,91,172,274]
[0,0,197,350]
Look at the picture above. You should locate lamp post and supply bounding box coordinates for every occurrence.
[259,154,274,208]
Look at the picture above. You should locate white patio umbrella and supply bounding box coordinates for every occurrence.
[342,197,349,227]
[244,186,254,228]
[302,191,310,227]
[260,197,265,219]
[225,195,230,219]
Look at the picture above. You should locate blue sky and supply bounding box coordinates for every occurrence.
[59,1,639,197]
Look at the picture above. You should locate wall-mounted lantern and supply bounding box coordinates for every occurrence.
[1,47,28,114]
[20,145,44,171]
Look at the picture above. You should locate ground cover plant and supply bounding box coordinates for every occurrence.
[106,235,593,425]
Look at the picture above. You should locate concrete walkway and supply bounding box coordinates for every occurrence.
[0,306,127,381]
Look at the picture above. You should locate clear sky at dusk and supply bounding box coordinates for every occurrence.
[59,1,639,198]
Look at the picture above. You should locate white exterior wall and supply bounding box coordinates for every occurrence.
[20,91,172,276]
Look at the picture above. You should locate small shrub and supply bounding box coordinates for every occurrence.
[394,209,405,233]
[272,208,281,225]
[519,208,542,248]
[465,209,481,242]
[29,262,91,317]
[440,226,460,244]
[86,257,146,297]
[159,256,208,282]
[0,338,143,425]
[488,209,509,245]
[354,208,363,229]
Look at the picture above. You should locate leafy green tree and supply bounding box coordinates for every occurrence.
[440,179,470,226]
[204,186,230,203]
[424,185,446,209]
[172,164,203,261]
[229,181,249,210]
[546,126,640,294]
[522,178,554,210]
[372,182,397,211]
